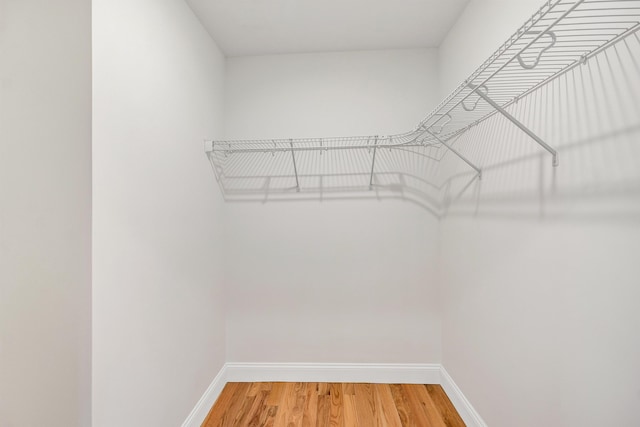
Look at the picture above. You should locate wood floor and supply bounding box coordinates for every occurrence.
[202,382,466,427]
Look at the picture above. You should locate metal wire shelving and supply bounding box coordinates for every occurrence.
[206,0,640,202]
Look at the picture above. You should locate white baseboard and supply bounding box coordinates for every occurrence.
[182,362,485,427]
[225,362,441,384]
[181,365,228,427]
[440,366,488,427]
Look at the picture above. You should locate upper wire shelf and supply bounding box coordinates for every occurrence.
[206,0,640,196]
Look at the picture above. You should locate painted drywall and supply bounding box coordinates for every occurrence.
[92,0,226,426]
[0,1,92,426]
[437,1,640,426]
[223,50,443,364]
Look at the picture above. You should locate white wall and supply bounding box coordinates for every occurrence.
[223,50,443,363]
[92,0,226,426]
[437,1,640,426]
[0,1,92,426]
[225,50,439,139]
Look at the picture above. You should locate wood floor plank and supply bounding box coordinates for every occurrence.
[267,382,286,406]
[247,382,271,397]
[406,384,450,427]
[302,383,318,427]
[273,383,290,427]
[414,384,448,427]
[259,405,279,427]
[317,395,331,427]
[246,382,261,397]
[203,382,465,427]
[220,383,252,427]
[389,384,413,427]
[342,383,355,396]
[246,390,269,427]
[329,383,344,427]
[425,385,466,427]
[342,394,358,426]
[228,395,256,427]
[275,382,307,427]
[318,383,330,396]
[374,384,403,427]
[294,382,309,426]
[353,383,377,426]
[401,384,434,427]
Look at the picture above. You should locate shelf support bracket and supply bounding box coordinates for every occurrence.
[369,136,379,189]
[425,129,482,179]
[470,83,558,167]
[289,139,300,192]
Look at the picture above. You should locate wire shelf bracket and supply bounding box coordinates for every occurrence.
[469,83,559,167]
[369,136,380,189]
[289,139,300,192]
[425,128,483,179]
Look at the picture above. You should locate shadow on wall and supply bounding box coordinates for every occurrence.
[206,139,469,217]
[207,33,640,221]
[442,33,640,222]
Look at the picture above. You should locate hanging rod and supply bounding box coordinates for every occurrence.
[207,0,640,191]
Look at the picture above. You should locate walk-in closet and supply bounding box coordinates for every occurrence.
[2,0,639,426]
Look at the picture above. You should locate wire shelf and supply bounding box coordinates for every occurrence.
[206,0,640,204]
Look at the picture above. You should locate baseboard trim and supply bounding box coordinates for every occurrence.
[181,365,227,427]
[182,363,485,427]
[225,362,441,384]
[440,366,488,427]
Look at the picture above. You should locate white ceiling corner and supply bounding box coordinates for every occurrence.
[186,0,470,56]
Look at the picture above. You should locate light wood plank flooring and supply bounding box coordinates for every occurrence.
[202,382,466,427]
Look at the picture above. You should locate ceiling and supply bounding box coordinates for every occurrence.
[186,0,470,57]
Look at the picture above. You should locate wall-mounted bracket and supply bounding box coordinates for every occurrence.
[470,83,559,167]
[369,136,379,189]
[425,129,482,180]
[289,139,300,192]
